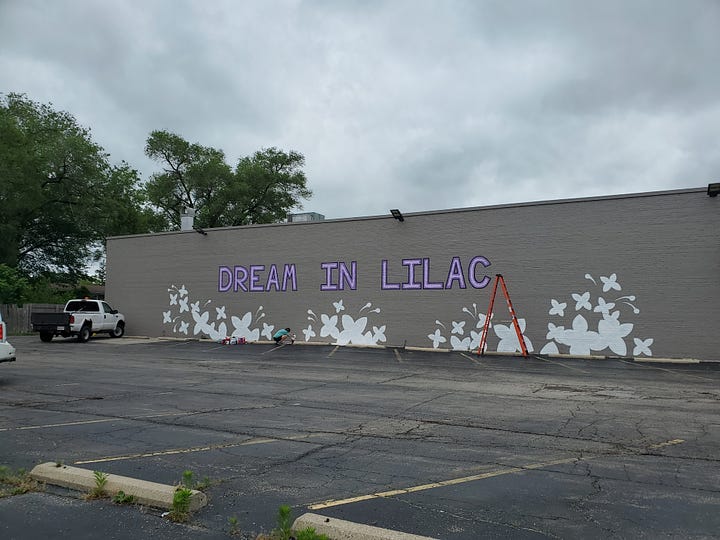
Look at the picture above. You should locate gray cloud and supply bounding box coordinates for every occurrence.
[1,0,718,219]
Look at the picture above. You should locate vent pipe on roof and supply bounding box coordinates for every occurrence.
[180,207,196,231]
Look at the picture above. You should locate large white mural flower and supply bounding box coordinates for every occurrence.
[542,273,651,358]
[493,318,534,353]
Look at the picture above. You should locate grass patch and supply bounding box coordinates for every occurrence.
[255,505,329,540]
[167,486,193,522]
[84,470,108,500]
[113,490,135,504]
[0,466,43,498]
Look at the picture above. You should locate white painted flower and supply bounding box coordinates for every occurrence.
[475,312,492,329]
[169,294,178,306]
[163,311,172,323]
[192,310,212,337]
[572,292,592,311]
[469,330,483,350]
[540,342,560,354]
[230,312,260,341]
[179,297,189,313]
[303,325,316,341]
[549,299,566,317]
[216,322,227,338]
[428,329,446,348]
[600,273,621,292]
[179,320,189,334]
[178,285,188,297]
[546,322,565,341]
[190,301,200,313]
[561,314,600,355]
[596,311,633,355]
[372,325,386,343]
[593,297,615,316]
[336,315,368,345]
[451,321,465,335]
[261,322,275,340]
[633,337,653,357]
[493,318,534,353]
[216,306,226,320]
[451,335,471,350]
[333,300,345,313]
[320,314,340,339]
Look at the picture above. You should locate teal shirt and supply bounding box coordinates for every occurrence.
[273,329,289,339]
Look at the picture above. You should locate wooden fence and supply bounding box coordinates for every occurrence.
[0,304,64,335]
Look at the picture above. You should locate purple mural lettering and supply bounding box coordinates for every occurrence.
[249,265,265,292]
[282,264,298,291]
[468,256,491,289]
[234,266,249,292]
[218,266,232,292]
[381,259,401,290]
[422,258,444,289]
[445,257,467,289]
[218,264,297,293]
[266,264,280,291]
[339,261,357,290]
[321,262,339,291]
[401,258,423,289]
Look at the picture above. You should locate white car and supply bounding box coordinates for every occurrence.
[0,315,17,363]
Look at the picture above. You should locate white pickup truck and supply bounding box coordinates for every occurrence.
[31,299,126,343]
[0,313,16,363]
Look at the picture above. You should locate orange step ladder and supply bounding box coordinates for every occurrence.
[477,274,529,357]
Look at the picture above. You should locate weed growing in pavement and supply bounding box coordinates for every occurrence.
[228,515,241,536]
[276,504,293,540]
[294,528,329,540]
[168,487,192,522]
[254,505,329,540]
[0,466,42,498]
[180,469,211,491]
[85,471,109,499]
[113,490,135,504]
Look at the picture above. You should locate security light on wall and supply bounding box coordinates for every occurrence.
[708,183,720,197]
[390,209,404,222]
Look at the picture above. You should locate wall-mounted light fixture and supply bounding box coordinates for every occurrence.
[193,225,208,236]
[708,183,720,197]
[390,209,404,222]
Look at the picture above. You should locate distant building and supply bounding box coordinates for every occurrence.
[106,187,719,360]
[287,212,325,223]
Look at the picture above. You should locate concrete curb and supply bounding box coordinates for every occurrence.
[292,513,438,540]
[127,336,719,363]
[29,462,207,511]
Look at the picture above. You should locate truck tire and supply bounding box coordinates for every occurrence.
[110,322,125,338]
[77,325,91,343]
[40,331,53,343]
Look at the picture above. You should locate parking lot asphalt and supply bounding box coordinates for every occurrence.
[1,335,719,539]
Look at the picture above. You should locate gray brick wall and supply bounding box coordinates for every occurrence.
[106,188,720,360]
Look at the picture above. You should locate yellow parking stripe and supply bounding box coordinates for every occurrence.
[647,438,684,449]
[0,412,183,432]
[309,457,580,509]
[74,433,323,465]
[308,438,685,510]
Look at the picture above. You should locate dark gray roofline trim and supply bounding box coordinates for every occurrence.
[106,186,707,240]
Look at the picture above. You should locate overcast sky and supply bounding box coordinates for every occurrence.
[1,0,718,219]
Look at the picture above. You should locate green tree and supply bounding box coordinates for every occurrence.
[144,130,312,229]
[0,93,158,276]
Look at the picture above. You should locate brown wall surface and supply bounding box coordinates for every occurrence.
[105,188,720,359]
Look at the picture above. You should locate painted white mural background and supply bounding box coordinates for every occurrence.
[161,272,652,356]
